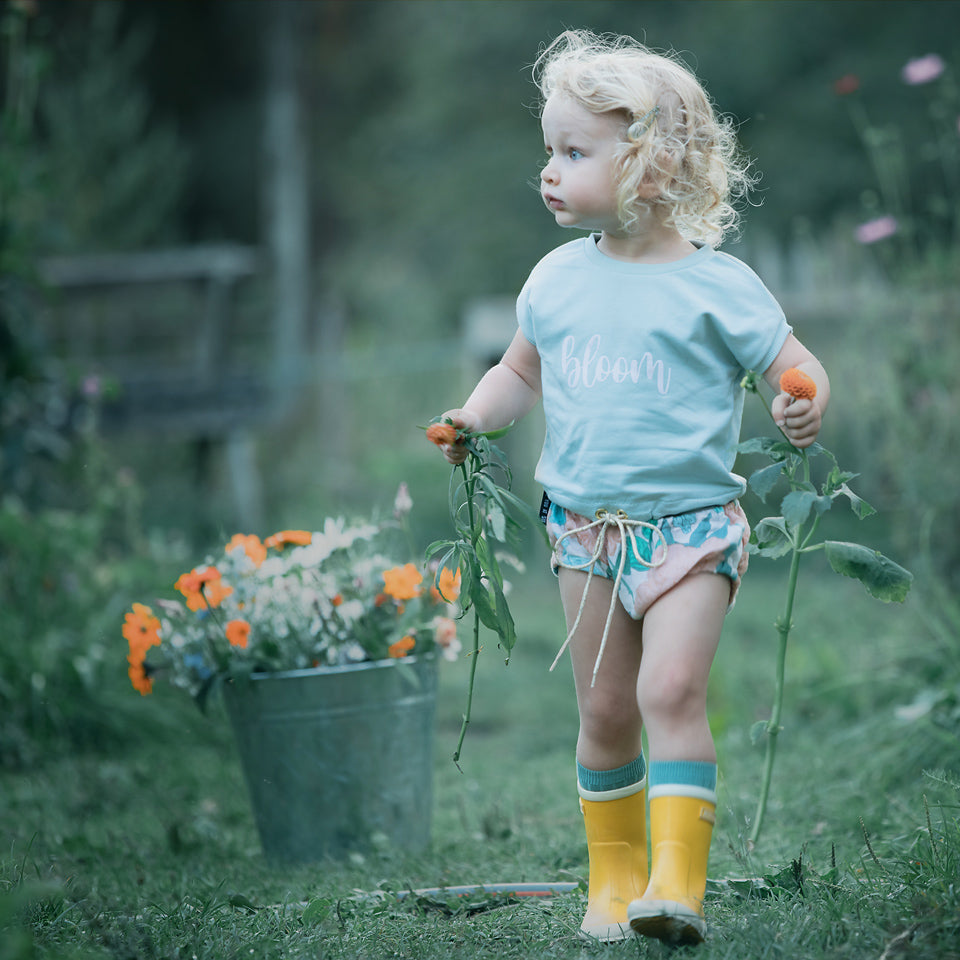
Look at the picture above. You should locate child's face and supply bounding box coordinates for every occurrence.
[540,96,623,234]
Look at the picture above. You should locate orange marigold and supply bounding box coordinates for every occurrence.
[175,566,233,611]
[225,618,251,649]
[425,422,459,446]
[388,635,416,658]
[779,368,818,400]
[226,533,267,567]
[123,603,161,661]
[432,566,462,603]
[128,660,153,696]
[382,563,423,601]
[264,529,312,550]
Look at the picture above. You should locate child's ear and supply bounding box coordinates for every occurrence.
[636,146,681,200]
[635,177,662,200]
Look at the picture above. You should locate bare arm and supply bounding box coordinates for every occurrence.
[438,329,542,464]
[762,333,830,449]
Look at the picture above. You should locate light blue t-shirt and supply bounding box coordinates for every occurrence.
[516,235,791,520]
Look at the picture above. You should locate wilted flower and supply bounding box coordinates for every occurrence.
[855,215,898,244]
[902,54,945,85]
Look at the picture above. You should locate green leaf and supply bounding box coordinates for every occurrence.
[823,541,913,603]
[738,436,782,456]
[751,517,794,559]
[301,897,334,925]
[748,462,785,501]
[835,483,877,520]
[424,539,455,562]
[491,580,517,654]
[479,421,515,440]
[471,583,500,632]
[822,465,858,496]
[781,490,832,527]
[486,501,507,542]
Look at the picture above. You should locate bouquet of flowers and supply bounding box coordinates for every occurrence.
[122,485,460,706]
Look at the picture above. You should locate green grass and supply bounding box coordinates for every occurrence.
[2,566,959,959]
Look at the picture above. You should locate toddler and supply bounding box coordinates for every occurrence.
[434,29,829,946]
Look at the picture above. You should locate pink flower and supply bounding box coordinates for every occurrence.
[855,216,898,245]
[902,54,945,85]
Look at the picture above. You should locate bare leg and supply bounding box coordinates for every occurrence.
[635,572,729,763]
[558,567,645,771]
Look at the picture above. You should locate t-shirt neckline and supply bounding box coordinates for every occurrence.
[582,233,714,273]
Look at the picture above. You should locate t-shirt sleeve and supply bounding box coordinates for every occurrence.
[516,278,537,345]
[713,271,791,375]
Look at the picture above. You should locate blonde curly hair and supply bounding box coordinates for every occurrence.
[534,30,753,246]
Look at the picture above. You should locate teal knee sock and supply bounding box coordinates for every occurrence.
[577,753,646,793]
[648,759,717,794]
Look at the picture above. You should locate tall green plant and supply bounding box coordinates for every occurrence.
[739,371,913,844]
[424,421,545,766]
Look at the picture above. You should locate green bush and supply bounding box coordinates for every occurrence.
[0,376,190,767]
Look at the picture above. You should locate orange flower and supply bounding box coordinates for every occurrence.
[225,618,251,649]
[382,563,423,601]
[123,603,161,661]
[264,529,312,550]
[431,567,462,603]
[128,661,153,696]
[425,422,459,446]
[175,566,233,611]
[388,635,416,658]
[779,368,818,400]
[226,533,266,567]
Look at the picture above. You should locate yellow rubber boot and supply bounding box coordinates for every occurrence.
[578,781,648,942]
[627,788,716,946]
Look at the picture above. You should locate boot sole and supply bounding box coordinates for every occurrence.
[628,901,706,946]
[578,921,635,943]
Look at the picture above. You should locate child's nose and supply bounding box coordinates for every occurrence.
[541,161,559,184]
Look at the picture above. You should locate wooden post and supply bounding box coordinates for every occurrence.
[263,0,310,414]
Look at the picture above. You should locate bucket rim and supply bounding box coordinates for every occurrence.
[232,654,437,684]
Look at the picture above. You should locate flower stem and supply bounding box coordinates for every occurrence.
[750,528,803,845]
[452,611,480,768]
[452,458,481,768]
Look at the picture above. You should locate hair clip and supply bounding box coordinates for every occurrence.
[627,104,660,140]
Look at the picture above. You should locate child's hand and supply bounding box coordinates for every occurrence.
[771,393,821,449]
[431,409,482,465]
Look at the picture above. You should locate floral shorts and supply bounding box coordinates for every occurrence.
[545,498,750,621]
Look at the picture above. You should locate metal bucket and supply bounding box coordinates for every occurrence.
[222,656,437,862]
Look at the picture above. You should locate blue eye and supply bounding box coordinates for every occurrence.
[569,148,584,160]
